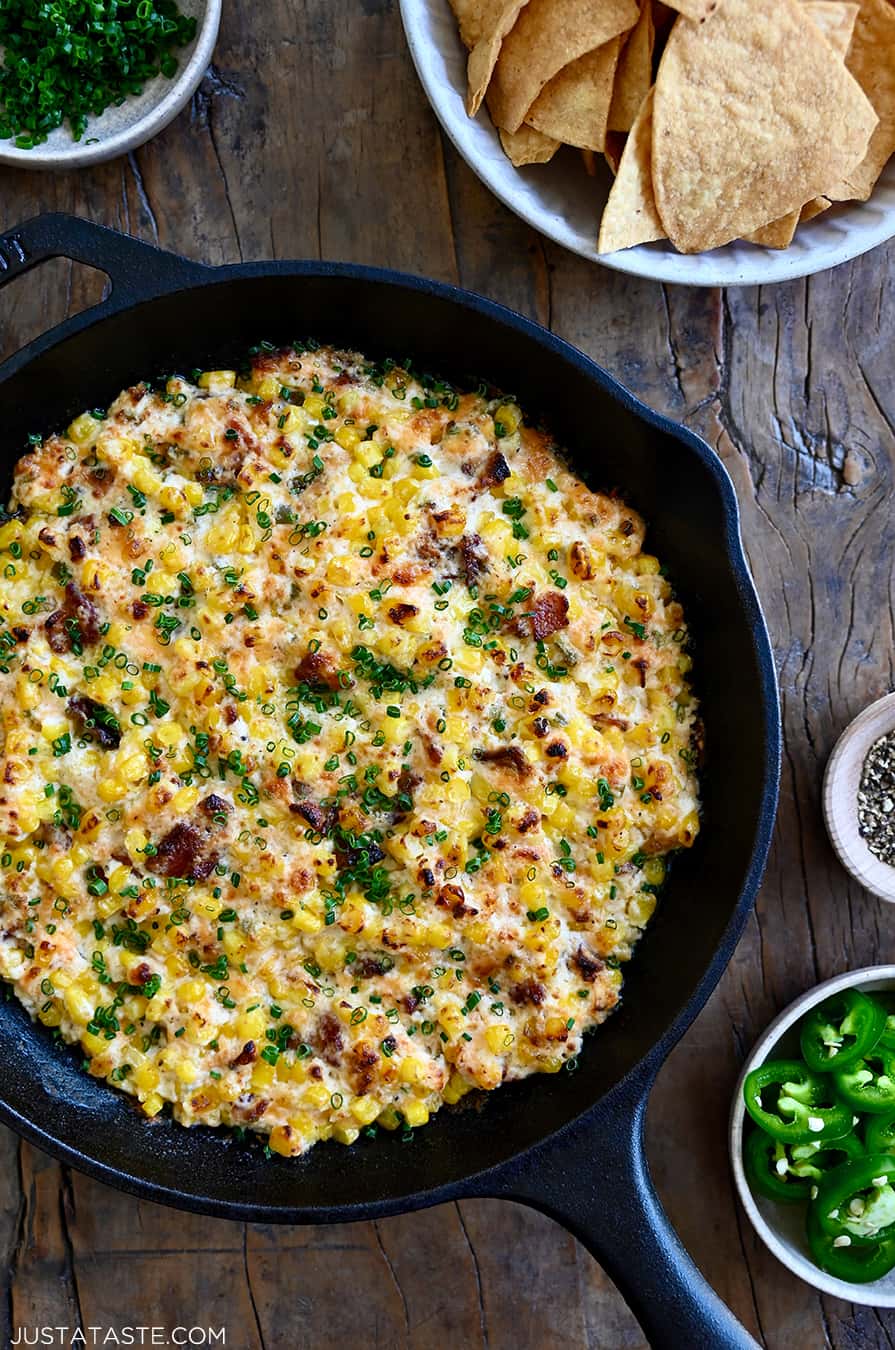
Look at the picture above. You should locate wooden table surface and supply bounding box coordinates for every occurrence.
[1,2,894,1346]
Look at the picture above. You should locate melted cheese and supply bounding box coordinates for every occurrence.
[0,345,699,1155]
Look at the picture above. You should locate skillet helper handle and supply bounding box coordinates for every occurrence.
[491,1072,760,1350]
[0,212,206,307]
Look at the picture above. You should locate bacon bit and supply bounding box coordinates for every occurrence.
[147,823,217,881]
[229,1042,257,1068]
[516,591,569,641]
[223,703,238,726]
[292,799,336,834]
[475,745,531,777]
[315,1012,344,1067]
[510,980,546,1007]
[532,718,549,739]
[240,1097,270,1124]
[392,562,430,586]
[423,736,443,766]
[436,883,477,918]
[545,741,568,759]
[477,450,510,490]
[294,648,343,689]
[132,963,154,987]
[631,657,648,688]
[593,713,629,731]
[68,694,121,748]
[620,518,635,537]
[45,582,100,653]
[354,956,390,978]
[516,809,540,834]
[531,688,550,707]
[573,946,605,983]
[387,602,419,627]
[131,600,148,620]
[201,793,231,821]
[349,1041,380,1094]
[10,627,28,644]
[38,527,56,547]
[460,533,488,587]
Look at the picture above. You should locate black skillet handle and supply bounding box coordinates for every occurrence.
[0,212,207,308]
[482,1067,760,1350]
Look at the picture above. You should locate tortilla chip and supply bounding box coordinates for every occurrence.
[498,123,561,165]
[581,147,598,175]
[744,211,800,248]
[605,130,627,174]
[609,1,656,132]
[469,2,533,116]
[743,4,855,244]
[652,0,878,253]
[801,195,830,221]
[827,0,895,201]
[802,1,858,57]
[598,88,664,251]
[488,0,639,133]
[526,38,622,150]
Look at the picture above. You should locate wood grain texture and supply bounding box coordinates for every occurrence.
[1,1,895,1345]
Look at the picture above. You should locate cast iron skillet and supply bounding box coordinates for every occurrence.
[0,215,779,1350]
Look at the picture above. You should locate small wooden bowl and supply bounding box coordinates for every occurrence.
[823,692,895,903]
[730,966,895,1304]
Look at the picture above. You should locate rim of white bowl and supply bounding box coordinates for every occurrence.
[823,693,895,904]
[730,966,895,1305]
[0,0,221,170]
[398,0,895,286]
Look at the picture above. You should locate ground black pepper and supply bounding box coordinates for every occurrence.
[857,730,895,865]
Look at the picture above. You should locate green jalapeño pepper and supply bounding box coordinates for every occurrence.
[743,1059,853,1144]
[815,1154,895,1247]
[800,989,887,1073]
[834,1046,895,1114]
[866,1110,895,1154]
[872,993,895,1053]
[745,1129,863,1204]
[807,1203,895,1283]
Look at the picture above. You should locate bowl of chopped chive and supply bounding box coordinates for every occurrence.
[0,0,221,170]
[731,966,895,1304]
[823,693,895,904]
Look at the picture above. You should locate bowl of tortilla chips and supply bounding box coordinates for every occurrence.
[399,0,895,284]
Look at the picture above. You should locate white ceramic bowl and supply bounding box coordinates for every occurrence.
[730,967,895,1305]
[0,0,221,171]
[824,692,895,904]
[399,0,895,286]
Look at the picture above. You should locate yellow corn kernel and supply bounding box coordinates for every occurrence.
[402,1099,429,1128]
[438,1005,464,1038]
[350,1094,381,1126]
[486,1024,513,1054]
[398,1056,424,1085]
[96,778,127,804]
[251,1060,276,1091]
[176,980,206,1010]
[303,393,325,420]
[68,412,98,444]
[171,785,200,814]
[182,480,204,508]
[378,1106,401,1131]
[198,370,236,392]
[268,1125,297,1157]
[155,721,184,748]
[236,1006,266,1041]
[304,1082,331,1111]
[38,1002,63,1028]
[16,674,41,711]
[290,908,323,935]
[81,1030,108,1057]
[333,1123,360,1146]
[63,982,93,1020]
[142,1092,165,1118]
[132,1062,160,1093]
